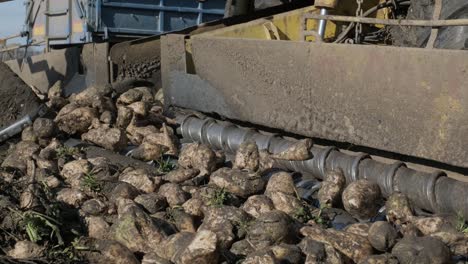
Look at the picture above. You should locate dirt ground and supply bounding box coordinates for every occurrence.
[0,62,41,128]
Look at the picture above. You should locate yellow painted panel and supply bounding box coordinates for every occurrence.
[194,6,338,42]
[33,25,45,37]
[72,21,84,33]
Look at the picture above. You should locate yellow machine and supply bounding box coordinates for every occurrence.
[160,0,468,219]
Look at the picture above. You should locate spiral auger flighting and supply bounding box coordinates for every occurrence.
[177,114,468,219]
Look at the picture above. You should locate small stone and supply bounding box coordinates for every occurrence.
[134,193,168,214]
[82,199,107,216]
[56,188,87,206]
[385,193,414,225]
[158,183,189,207]
[7,241,44,259]
[300,225,374,263]
[242,195,275,218]
[178,143,218,175]
[33,118,56,138]
[368,221,399,251]
[265,171,296,196]
[119,168,159,193]
[82,126,127,152]
[233,141,260,171]
[86,216,110,239]
[342,179,382,219]
[210,168,265,198]
[271,139,312,161]
[392,236,451,264]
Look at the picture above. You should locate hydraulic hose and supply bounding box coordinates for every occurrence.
[177,115,468,219]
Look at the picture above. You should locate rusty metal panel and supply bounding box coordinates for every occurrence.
[165,37,468,168]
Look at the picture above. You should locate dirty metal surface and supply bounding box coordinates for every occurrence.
[165,37,468,168]
[5,47,81,94]
[110,36,162,83]
[82,43,109,88]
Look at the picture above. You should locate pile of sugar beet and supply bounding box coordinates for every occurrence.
[0,81,466,264]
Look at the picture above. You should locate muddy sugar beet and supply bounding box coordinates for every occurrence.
[0,83,466,264]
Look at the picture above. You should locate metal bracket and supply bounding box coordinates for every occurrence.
[426,0,443,48]
[44,8,69,16]
[262,22,281,40]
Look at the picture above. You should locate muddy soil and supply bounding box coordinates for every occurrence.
[0,62,41,128]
